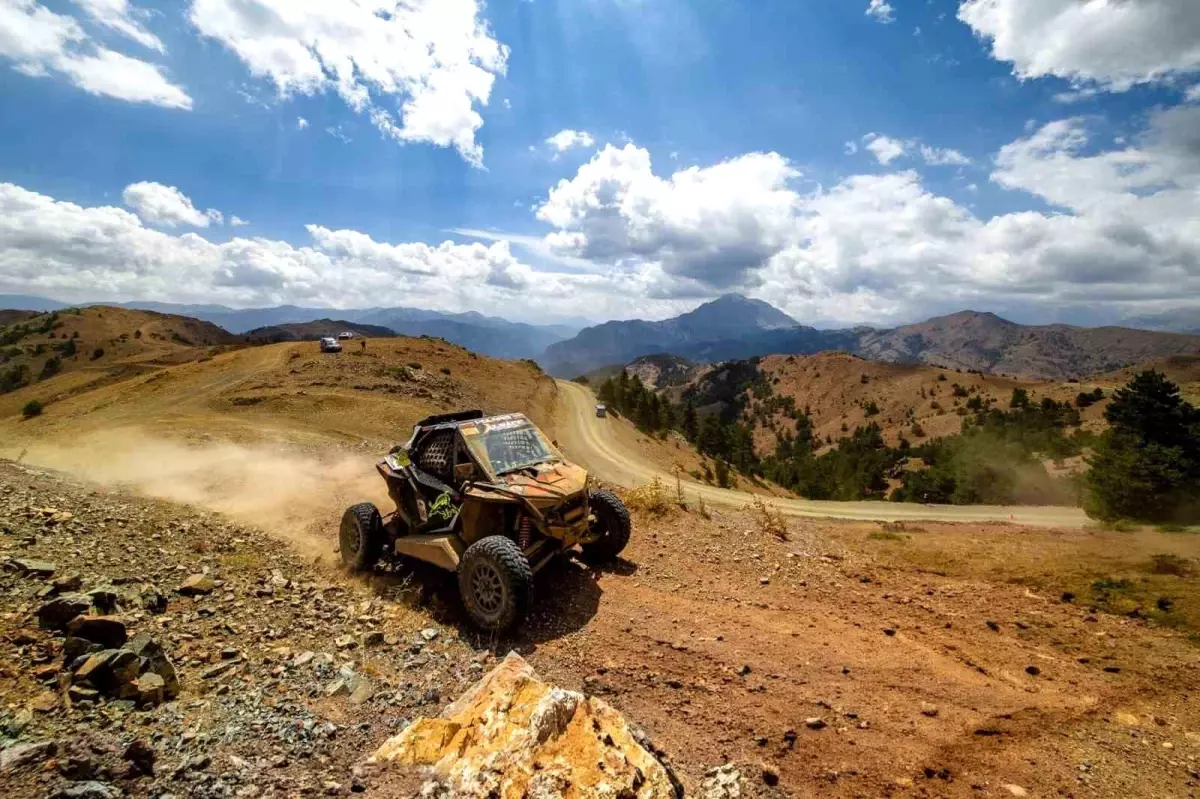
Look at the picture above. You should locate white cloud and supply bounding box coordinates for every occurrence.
[536,144,801,289]
[527,111,1200,324]
[866,0,894,24]
[1187,85,1200,103]
[544,129,596,154]
[860,133,971,167]
[844,141,858,155]
[296,117,309,130]
[230,215,249,227]
[862,133,907,165]
[0,181,673,320]
[0,0,189,108]
[122,182,223,228]
[959,0,1200,92]
[188,0,509,166]
[918,144,971,166]
[71,0,163,52]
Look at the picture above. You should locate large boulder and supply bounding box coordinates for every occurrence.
[371,652,682,798]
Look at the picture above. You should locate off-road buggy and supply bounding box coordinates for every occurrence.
[340,410,631,631]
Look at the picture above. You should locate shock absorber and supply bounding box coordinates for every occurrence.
[517,515,533,550]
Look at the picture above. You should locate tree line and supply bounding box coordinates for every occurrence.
[593,367,1200,523]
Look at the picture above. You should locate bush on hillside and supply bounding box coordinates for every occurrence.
[22,399,43,419]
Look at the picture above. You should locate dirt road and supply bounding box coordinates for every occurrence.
[555,379,1089,528]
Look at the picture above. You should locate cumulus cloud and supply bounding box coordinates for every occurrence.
[527,112,1200,324]
[0,181,685,321]
[296,117,309,130]
[544,129,596,154]
[122,182,223,228]
[536,144,801,288]
[959,0,1200,92]
[71,0,163,52]
[230,215,249,227]
[188,0,508,166]
[866,0,894,24]
[0,0,189,108]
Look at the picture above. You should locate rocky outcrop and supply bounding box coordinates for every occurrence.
[372,652,683,798]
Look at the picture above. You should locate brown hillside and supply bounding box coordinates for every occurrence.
[1,307,241,410]
[676,352,1115,453]
[857,310,1200,380]
[1,333,558,451]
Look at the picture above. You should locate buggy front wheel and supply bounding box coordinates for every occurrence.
[458,536,533,632]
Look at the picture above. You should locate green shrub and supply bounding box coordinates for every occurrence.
[91,347,105,360]
[22,399,43,418]
[1085,371,1199,523]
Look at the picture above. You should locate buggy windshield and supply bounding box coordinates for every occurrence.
[463,416,559,476]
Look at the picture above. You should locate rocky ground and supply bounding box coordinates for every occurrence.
[0,460,500,799]
[5,458,1200,798]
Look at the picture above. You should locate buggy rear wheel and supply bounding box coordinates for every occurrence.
[458,536,532,632]
[581,490,632,563]
[340,502,382,572]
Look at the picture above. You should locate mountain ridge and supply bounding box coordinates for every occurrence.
[546,304,1200,381]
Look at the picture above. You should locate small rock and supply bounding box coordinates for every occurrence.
[986,620,1000,632]
[51,574,84,593]
[67,615,128,649]
[1002,785,1028,797]
[1,739,57,773]
[882,627,896,636]
[335,635,357,650]
[178,574,216,596]
[87,588,120,614]
[920,702,939,717]
[325,677,351,697]
[67,685,99,703]
[29,691,58,713]
[1025,665,1041,676]
[6,557,57,577]
[201,661,238,680]
[50,781,120,799]
[761,762,780,786]
[737,664,751,676]
[135,672,165,706]
[349,677,374,705]
[293,651,315,667]
[220,647,240,660]
[362,630,385,647]
[36,594,92,630]
[420,627,440,642]
[123,739,155,776]
[759,576,770,585]
[805,717,827,730]
[126,634,179,698]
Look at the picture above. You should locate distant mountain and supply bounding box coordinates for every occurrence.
[542,294,798,376]
[245,320,396,344]
[858,311,1200,379]
[0,296,576,360]
[1121,308,1200,335]
[0,294,68,312]
[545,301,1200,381]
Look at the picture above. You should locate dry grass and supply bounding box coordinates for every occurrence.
[749,495,788,541]
[624,477,674,517]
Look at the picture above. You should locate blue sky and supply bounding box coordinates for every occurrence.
[0,0,1198,327]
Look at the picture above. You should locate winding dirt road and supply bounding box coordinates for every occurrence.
[555,379,1089,528]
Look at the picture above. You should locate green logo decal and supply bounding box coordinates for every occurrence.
[429,492,458,523]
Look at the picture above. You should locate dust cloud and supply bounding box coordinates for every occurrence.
[6,428,391,559]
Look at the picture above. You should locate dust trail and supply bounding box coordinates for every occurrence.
[6,428,392,560]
